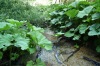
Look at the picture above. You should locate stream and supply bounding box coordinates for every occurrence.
[38,29,100,66]
[38,43,100,66]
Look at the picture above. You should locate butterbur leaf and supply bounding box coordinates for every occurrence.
[69,28,75,31]
[50,11,58,16]
[51,18,59,24]
[33,26,44,33]
[88,30,100,36]
[96,46,100,52]
[64,31,74,37]
[0,34,12,49]
[64,28,75,37]
[26,60,34,66]
[83,6,93,14]
[26,59,45,66]
[28,31,52,50]
[28,47,36,54]
[55,32,64,36]
[0,22,10,31]
[77,6,93,18]
[14,34,29,50]
[79,24,88,34]
[6,19,24,27]
[69,1,79,7]
[73,35,80,40]
[92,13,100,20]
[35,59,46,66]
[60,26,66,28]
[66,22,72,27]
[83,17,91,22]
[58,11,64,15]
[65,9,78,18]
[0,51,3,60]
[88,24,100,36]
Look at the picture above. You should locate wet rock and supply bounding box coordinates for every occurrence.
[66,47,100,66]
[40,29,100,66]
[38,42,100,66]
[38,41,77,66]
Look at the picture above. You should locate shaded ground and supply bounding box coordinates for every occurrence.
[39,43,100,66]
[38,29,100,66]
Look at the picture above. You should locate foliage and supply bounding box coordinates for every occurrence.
[0,0,50,27]
[0,19,52,65]
[50,1,100,52]
[0,0,32,21]
[26,59,46,66]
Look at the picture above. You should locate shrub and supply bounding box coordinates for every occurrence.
[0,0,49,27]
[50,1,100,52]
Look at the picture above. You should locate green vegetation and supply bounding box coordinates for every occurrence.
[50,0,100,52]
[0,0,50,27]
[0,0,100,65]
[0,19,52,65]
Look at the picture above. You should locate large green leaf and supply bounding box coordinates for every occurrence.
[34,59,46,66]
[69,1,79,7]
[26,60,34,66]
[28,47,36,54]
[32,26,44,33]
[88,24,100,36]
[66,22,72,27]
[73,35,81,40]
[77,6,93,18]
[78,24,88,34]
[51,18,59,24]
[0,34,12,49]
[14,34,29,50]
[92,13,100,20]
[26,59,46,66]
[64,28,75,37]
[28,31,52,50]
[0,22,11,31]
[65,9,78,18]
[96,46,100,52]
[6,19,24,27]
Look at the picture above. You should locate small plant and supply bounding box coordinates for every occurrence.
[0,19,52,65]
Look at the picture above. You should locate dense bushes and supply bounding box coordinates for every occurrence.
[0,0,32,21]
[0,0,50,27]
[50,0,100,52]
